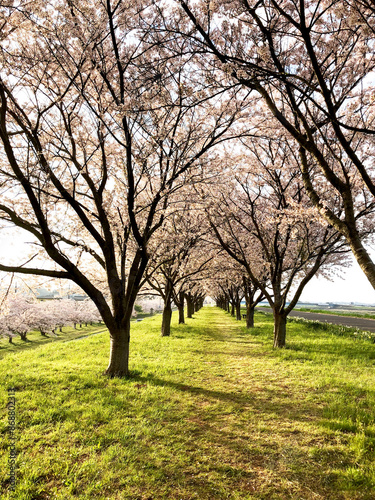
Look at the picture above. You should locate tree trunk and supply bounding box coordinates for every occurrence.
[178,291,185,324]
[178,304,185,324]
[161,301,172,337]
[226,301,230,313]
[40,329,47,336]
[230,301,235,317]
[236,300,241,321]
[349,236,375,290]
[8,336,13,344]
[273,311,287,348]
[186,294,194,318]
[105,327,130,378]
[246,306,255,328]
[161,281,173,336]
[19,331,27,341]
[60,326,63,332]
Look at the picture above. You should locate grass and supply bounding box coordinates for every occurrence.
[0,323,107,360]
[257,309,375,342]
[1,307,375,499]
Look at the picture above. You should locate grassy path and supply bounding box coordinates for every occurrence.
[1,307,375,499]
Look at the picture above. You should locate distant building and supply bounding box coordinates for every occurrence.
[35,288,89,301]
[65,293,88,301]
[35,288,60,300]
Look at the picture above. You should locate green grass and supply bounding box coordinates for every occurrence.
[1,307,375,499]
[257,309,375,342]
[0,323,107,360]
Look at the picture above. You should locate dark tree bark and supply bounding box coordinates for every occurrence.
[161,302,172,337]
[235,299,241,321]
[161,280,173,337]
[273,310,287,348]
[18,331,27,341]
[230,301,235,317]
[246,307,254,328]
[106,326,130,378]
[186,293,194,318]
[178,291,185,324]
[243,276,264,329]
[178,304,184,324]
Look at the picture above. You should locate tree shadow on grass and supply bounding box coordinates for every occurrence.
[283,338,375,364]
[110,373,358,498]
[198,315,375,366]
[127,372,322,424]
[7,361,373,498]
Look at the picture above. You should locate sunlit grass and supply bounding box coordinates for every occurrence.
[0,323,106,360]
[1,307,375,499]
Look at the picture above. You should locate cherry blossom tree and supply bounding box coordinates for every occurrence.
[0,299,16,343]
[242,275,265,328]
[145,205,213,335]
[172,256,212,323]
[0,294,101,343]
[49,299,74,332]
[30,301,58,336]
[209,263,245,321]
[171,0,375,293]
[0,1,248,376]
[206,137,349,347]
[80,299,102,325]
[226,280,243,320]
[204,254,264,327]
[184,285,206,317]
[2,294,36,341]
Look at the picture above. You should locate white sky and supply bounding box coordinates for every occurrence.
[299,257,375,305]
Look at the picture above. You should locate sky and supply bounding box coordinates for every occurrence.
[299,257,375,305]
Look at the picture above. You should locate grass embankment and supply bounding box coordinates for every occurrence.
[1,308,375,499]
[0,324,107,360]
